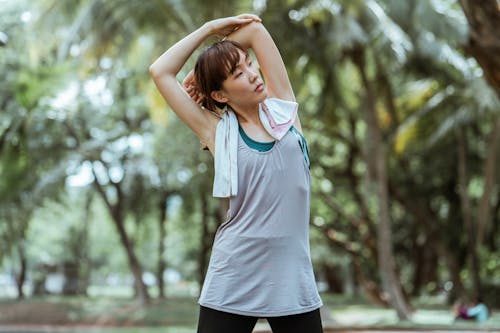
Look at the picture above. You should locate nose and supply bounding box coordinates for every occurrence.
[248,68,258,82]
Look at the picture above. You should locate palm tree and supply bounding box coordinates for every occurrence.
[459,0,500,249]
[34,0,256,304]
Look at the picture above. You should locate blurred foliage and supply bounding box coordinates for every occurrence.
[0,0,499,311]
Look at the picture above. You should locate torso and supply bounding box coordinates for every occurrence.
[238,120,276,143]
[198,128,322,317]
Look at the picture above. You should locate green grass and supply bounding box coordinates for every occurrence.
[0,293,499,332]
[0,328,193,333]
[44,328,192,333]
[0,295,198,329]
[322,293,500,330]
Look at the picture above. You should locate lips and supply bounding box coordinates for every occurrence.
[255,83,264,92]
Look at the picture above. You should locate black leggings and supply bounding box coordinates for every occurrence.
[197,306,323,333]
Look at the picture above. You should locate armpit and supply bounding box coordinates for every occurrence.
[200,140,209,151]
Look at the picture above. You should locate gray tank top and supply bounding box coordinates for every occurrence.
[198,128,322,317]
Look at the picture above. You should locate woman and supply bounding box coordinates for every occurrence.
[150,14,323,333]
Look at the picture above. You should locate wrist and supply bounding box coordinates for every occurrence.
[200,22,215,37]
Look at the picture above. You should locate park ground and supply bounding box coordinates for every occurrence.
[0,294,498,333]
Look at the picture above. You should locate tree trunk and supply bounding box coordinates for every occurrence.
[15,244,26,299]
[315,221,389,307]
[488,199,500,251]
[458,0,500,295]
[92,174,150,305]
[111,206,150,305]
[374,142,411,319]
[352,257,390,307]
[389,184,467,301]
[322,264,344,293]
[64,191,92,295]
[198,191,211,290]
[476,116,500,245]
[415,240,438,295]
[62,261,80,295]
[456,127,481,298]
[157,192,169,299]
[459,0,500,96]
[352,47,412,319]
[79,190,92,295]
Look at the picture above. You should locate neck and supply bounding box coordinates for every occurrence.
[230,103,260,125]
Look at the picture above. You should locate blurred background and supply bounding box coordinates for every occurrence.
[0,0,499,331]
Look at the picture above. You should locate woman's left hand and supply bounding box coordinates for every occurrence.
[206,14,261,38]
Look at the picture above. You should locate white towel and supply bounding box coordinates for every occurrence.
[213,98,298,198]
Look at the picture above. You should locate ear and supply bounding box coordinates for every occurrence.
[210,90,228,104]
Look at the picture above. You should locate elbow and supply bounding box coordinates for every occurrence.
[149,61,175,81]
[246,21,265,35]
[229,21,265,48]
[243,21,263,30]
[149,62,160,78]
[149,58,167,79]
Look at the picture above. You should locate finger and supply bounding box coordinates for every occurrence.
[236,14,261,22]
[236,13,259,20]
[232,17,255,25]
[239,18,255,24]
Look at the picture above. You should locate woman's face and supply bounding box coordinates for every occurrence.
[217,50,267,108]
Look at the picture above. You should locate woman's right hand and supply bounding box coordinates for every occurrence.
[182,69,204,105]
[206,14,261,38]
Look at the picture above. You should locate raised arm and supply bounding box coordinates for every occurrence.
[227,22,295,102]
[149,15,259,154]
[227,21,303,132]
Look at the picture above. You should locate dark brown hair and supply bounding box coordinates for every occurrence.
[194,40,248,111]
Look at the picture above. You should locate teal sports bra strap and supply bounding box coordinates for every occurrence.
[290,126,310,169]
